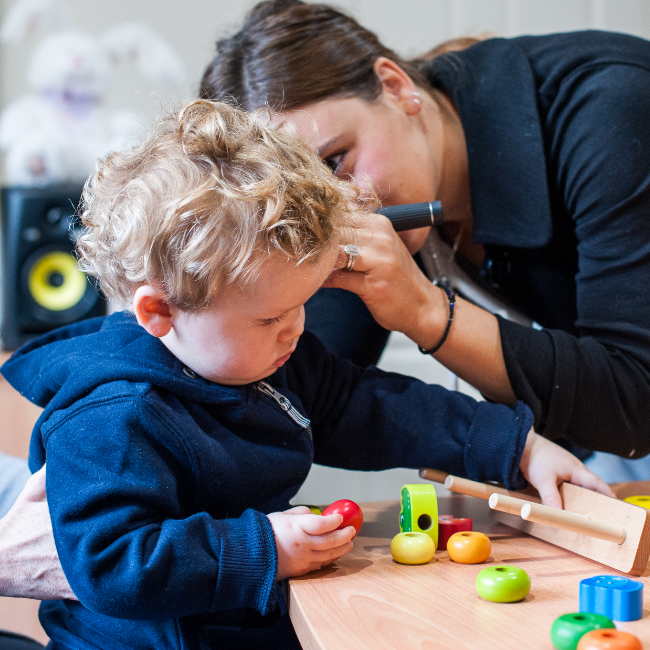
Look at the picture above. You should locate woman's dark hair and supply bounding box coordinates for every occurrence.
[200,0,434,111]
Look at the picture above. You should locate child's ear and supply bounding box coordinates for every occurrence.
[133,285,173,338]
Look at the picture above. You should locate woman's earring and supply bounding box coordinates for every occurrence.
[412,91,421,106]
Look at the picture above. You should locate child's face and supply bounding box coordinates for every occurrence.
[163,248,337,385]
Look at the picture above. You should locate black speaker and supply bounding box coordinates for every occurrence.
[1,185,107,350]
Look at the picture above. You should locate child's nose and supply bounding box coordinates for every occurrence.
[279,306,304,341]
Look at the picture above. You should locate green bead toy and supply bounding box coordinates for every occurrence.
[550,613,615,650]
[399,484,438,548]
[475,565,531,603]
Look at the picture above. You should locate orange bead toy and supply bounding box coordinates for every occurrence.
[577,629,642,650]
[446,531,491,564]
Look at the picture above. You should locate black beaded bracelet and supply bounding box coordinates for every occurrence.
[418,287,455,355]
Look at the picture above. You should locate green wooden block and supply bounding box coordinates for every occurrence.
[399,484,438,548]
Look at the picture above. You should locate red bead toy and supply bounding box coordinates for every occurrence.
[321,499,363,537]
[438,515,472,550]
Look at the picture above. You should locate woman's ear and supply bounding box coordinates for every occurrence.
[133,285,173,338]
[373,57,421,116]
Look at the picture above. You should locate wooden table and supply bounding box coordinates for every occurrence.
[288,495,650,649]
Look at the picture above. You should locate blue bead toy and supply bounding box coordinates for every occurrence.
[579,575,643,622]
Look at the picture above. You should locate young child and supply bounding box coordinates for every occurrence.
[2,100,611,650]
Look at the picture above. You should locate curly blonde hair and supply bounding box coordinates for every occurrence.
[76,99,356,311]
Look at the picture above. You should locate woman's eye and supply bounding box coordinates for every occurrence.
[324,152,346,177]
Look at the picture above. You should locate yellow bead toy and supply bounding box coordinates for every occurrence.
[624,496,650,510]
[391,532,435,565]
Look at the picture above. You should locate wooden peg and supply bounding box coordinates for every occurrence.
[489,493,626,545]
[520,502,627,545]
[419,471,542,504]
[418,468,449,485]
[494,483,650,574]
[488,493,529,516]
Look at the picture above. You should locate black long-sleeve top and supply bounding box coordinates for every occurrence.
[423,31,650,456]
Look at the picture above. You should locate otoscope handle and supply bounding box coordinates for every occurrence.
[376,201,444,231]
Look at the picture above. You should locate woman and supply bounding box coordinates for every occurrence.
[201,0,650,471]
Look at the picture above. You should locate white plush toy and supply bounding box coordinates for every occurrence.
[0,0,186,185]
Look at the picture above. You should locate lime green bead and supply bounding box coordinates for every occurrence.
[550,613,615,650]
[475,565,530,603]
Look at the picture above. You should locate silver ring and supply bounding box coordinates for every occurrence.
[344,244,361,271]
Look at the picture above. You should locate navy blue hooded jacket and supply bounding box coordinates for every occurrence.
[2,312,533,649]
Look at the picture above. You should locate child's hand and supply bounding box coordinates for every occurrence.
[519,430,616,508]
[267,506,356,581]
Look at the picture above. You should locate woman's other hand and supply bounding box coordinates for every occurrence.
[0,465,76,600]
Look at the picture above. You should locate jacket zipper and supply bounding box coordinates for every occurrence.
[255,381,311,429]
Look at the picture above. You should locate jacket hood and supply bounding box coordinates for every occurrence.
[1,312,246,412]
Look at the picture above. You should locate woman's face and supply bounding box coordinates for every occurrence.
[277,92,444,253]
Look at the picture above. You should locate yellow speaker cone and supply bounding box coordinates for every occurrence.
[28,251,87,311]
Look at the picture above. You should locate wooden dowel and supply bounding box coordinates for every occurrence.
[521,502,627,545]
[418,468,449,484]
[435,474,541,504]
[488,492,589,519]
[488,493,530,516]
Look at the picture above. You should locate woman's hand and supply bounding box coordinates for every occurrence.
[0,465,76,600]
[325,211,517,403]
[519,430,616,508]
[325,213,448,343]
[267,506,356,581]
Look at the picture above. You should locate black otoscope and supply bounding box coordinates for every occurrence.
[376,201,444,231]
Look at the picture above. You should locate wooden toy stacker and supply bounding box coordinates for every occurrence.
[419,468,650,576]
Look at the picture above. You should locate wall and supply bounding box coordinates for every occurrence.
[3,0,650,122]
